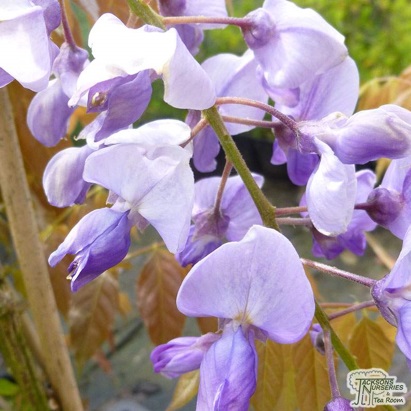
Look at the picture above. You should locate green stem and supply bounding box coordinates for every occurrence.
[127,0,166,29]
[203,106,279,231]
[315,301,358,371]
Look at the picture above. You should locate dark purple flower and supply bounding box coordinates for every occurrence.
[49,208,132,292]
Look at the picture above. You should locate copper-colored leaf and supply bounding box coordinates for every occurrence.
[349,316,394,370]
[197,317,218,334]
[328,311,356,347]
[166,370,199,411]
[118,292,133,316]
[137,249,186,345]
[69,271,119,368]
[251,340,297,411]
[95,0,130,23]
[293,333,331,411]
[375,315,396,344]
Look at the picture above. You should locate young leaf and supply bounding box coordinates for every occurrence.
[166,370,199,411]
[293,334,331,411]
[137,248,186,345]
[328,311,356,347]
[349,316,394,370]
[69,271,119,368]
[251,340,297,411]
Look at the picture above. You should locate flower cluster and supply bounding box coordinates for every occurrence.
[3,0,411,408]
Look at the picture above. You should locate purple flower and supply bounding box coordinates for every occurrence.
[190,51,268,172]
[83,124,194,252]
[69,13,216,110]
[372,226,411,362]
[0,0,60,91]
[27,43,88,146]
[43,144,94,207]
[169,225,315,409]
[49,208,132,291]
[176,174,263,266]
[272,57,359,185]
[301,169,377,259]
[151,333,220,378]
[365,156,411,239]
[242,0,347,91]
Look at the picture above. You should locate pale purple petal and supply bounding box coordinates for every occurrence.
[84,144,194,252]
[286,149,319,186]
[32,0,61,33]
[104,119,191,147]
[397,304,411,361]
[325,105,411,164]
[27,79,74,146]
[202,51,268,135]
[192,125,220,173]
[306,150,356,236]
[43,145,94,207]
[197,326,256,411]
[151,333,220,378]
[0,69,13,88]
[177,225,315,343]
[0,4,54,91]
[244,1,347,89]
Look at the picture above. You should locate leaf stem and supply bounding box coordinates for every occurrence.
[203,106,279,230]
[162,15,252,29]
[127,0,166,29]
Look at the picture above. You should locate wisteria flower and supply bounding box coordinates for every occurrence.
[176,173,263,266]
[27,43,88,146]
[0,0,61,91]
[153,225,315,410]
[190,51,268,172]
[69,13,216,110]
[272,57,359,185]
[242,0,347,92]
[49,207,132,291]
[372,225,411,361]
[365,156,411,239]
[301,169,377,259]
[83,142,194,253]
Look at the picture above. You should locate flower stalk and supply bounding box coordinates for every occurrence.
[127,0,166,29]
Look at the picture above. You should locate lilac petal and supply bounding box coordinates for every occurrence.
[275,57,359,120]
[0,5,54,91]
[0,68,13,88]
[286,149,319,186]
[81,14,215,109]
[306,150,356,236]
[202,51,268,135]
[174,24,204,55]
[324,397,354,411]
[91,72,152,143]
[27,79,74,146]
[244,2,347,89]
[53,43,89,98]
[49,208,131,292]
[43,145,94,207]
[397,304,411,361]
[151,333,220,378]
[183,0,228,29]
[197,326,256,411]
[327,105,411,164]
[271,140,287,164]
[31,0,61,33]
[104,119,191,147]
[177,225,315,343]
[84,144,194,253]
[192,125,220,173]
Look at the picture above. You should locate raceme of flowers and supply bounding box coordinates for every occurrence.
[3,0,411,408]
